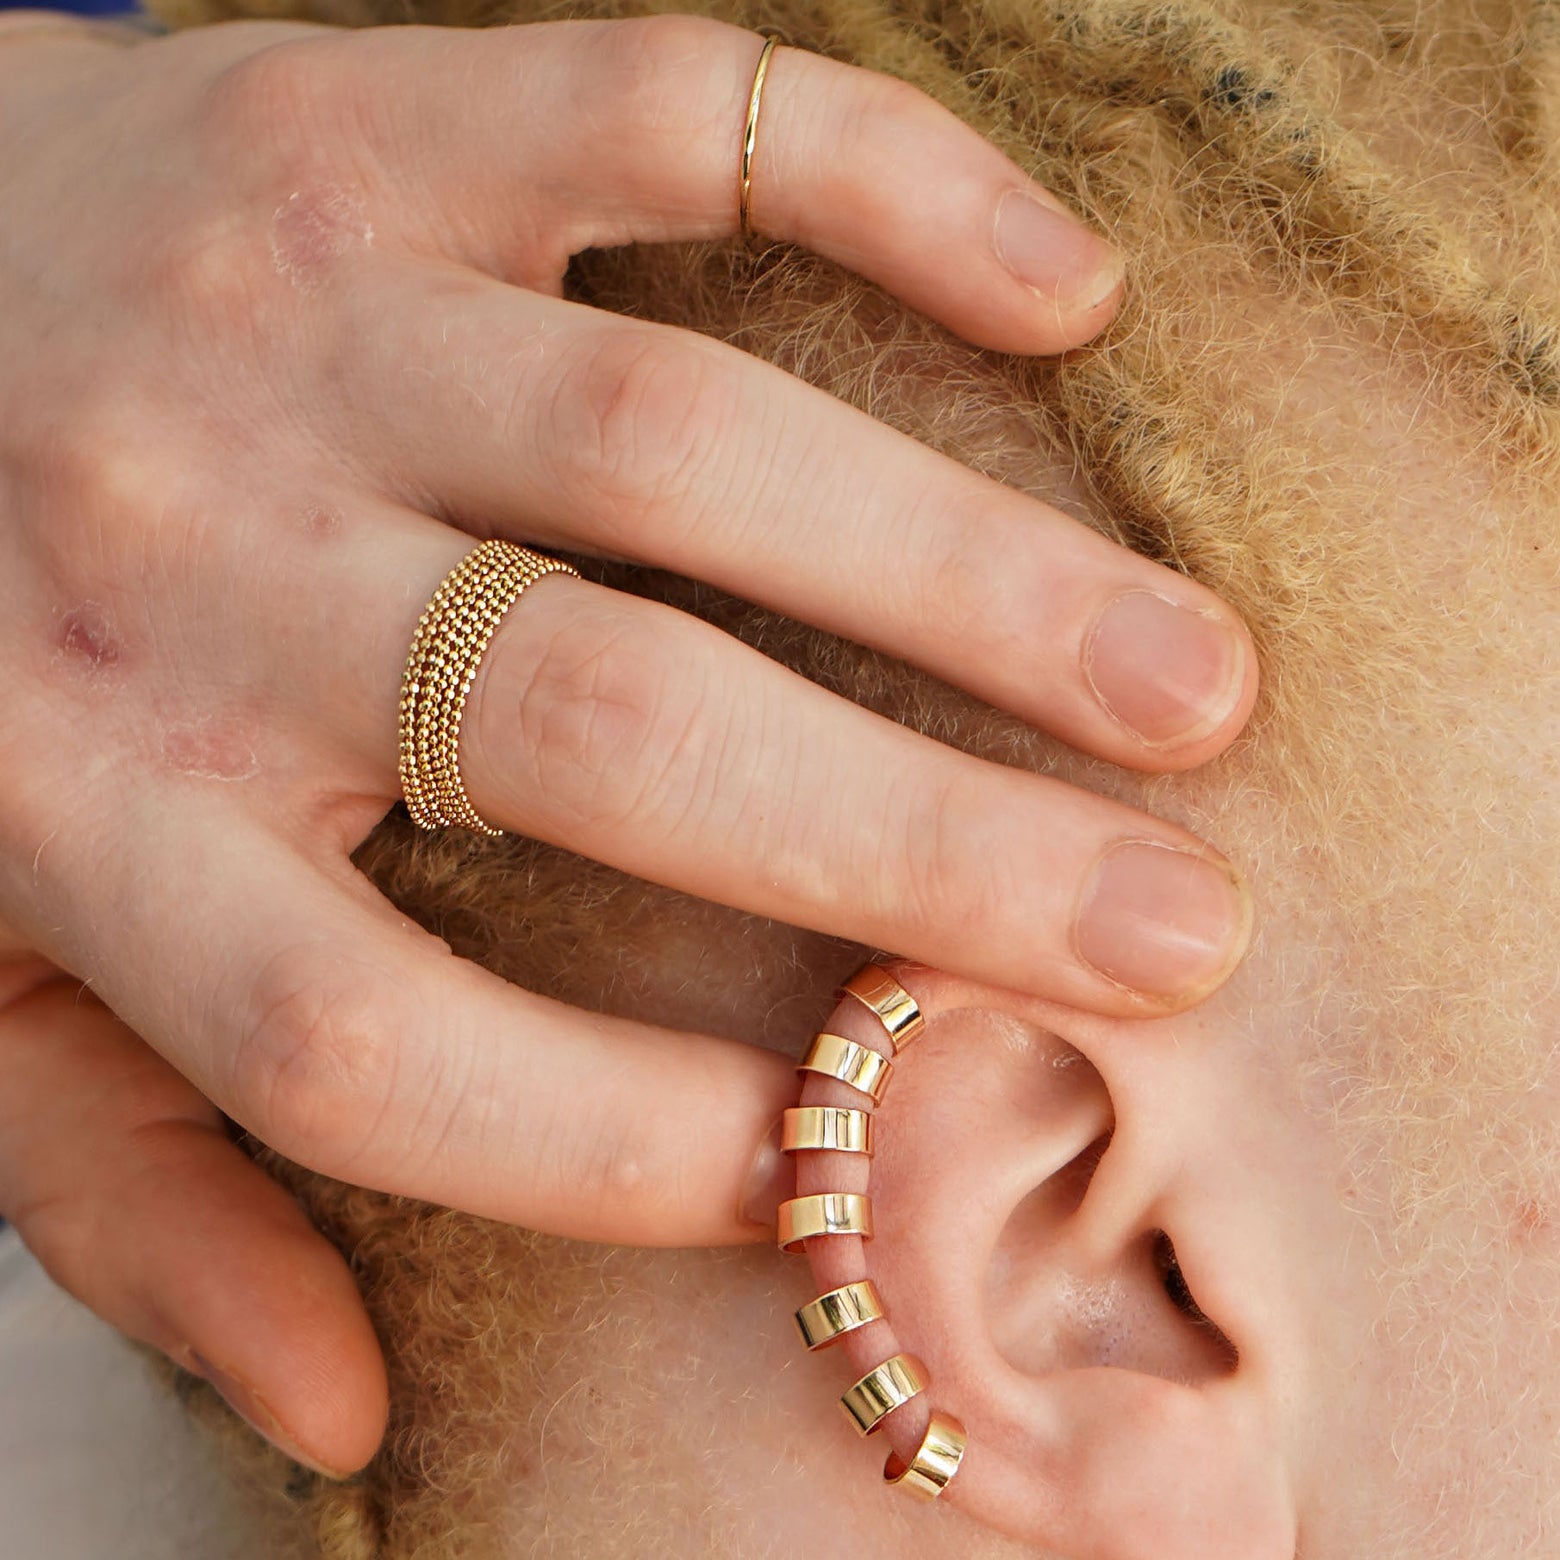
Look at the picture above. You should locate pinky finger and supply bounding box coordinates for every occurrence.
[0,972,388,1477]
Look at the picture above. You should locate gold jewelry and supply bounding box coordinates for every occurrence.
[781,1105,874,1155]
[776,1192,873,1253]
[794,1279,886,1350]
[885,1412,968,1500]
[739,35,780,241]
[840,1353,928,1435]
[398,539,578,835]
[841,964,925,1050]
[797,1032,892,1103]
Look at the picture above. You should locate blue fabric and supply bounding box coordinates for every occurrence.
[0,0,141,12]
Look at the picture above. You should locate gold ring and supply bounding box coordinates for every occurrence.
[840,1353,928,1435]
[885,1412,968,1500]
[776,1192,873,1253]
[398,539,578,835]
[781,1105,874,1155]
[794,1279,886,1350]
[841,964,925,1051]
[739,35,779,241]
[797,1032,892,1103]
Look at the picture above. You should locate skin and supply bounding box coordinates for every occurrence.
[0,13,1261,1475]
[442,317,1560,1558]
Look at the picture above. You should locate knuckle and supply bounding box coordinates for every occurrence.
[198,39,341,164]
[509,605,699,834]
[545,328,736,537]
[894,774,998,939]
[187,42,378,308]
[36,412,171,535]
[833,63,936,152]
[142,213,265,341]
[229,947,393,1168]
[590,14,743,137]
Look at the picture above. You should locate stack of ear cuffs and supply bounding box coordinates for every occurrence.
[776,964,969,1501]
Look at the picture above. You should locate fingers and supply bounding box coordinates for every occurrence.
[65,803,796,1245]
[302,500,1248,1014]
[333,277,1254,774]
[0,974,387,1476]
[259,16,1120,354]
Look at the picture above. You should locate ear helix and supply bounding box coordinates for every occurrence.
[774,963,969,1503]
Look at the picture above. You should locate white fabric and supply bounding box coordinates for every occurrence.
[0,1225,260,1559]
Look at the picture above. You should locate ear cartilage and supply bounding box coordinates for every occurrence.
[885,1411,968,1501]
[794,1279,887,1350]
[840,1353,929,1435]
[840,964,926,1051]
[797,1032,893,1103]
[776,1192,874,1254]
[781,1105,874,1156]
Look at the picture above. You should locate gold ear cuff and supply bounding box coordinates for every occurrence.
[782,1105,873,1155]
[841,1353,928,1434]
[781,962,967,1502]
[776,1192,873,1253]
[840,964,926,1050]
[887,1412,969,1500]
[794,1280,885,1349]
[797,1031,892,1102]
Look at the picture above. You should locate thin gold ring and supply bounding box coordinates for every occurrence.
[794,1279,886,1350]
[797,1032,892,1103]
[840,1353,928,1435]
[739,34,780,240]
[781,1105,874,1155]
[841,964,926,1051]
[776,1192,873,1253]
[885,1412,968,1500]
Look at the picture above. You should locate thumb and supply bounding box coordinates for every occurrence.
[0,969,386,1477]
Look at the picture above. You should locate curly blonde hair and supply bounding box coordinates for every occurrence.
[146,0,1560,1554]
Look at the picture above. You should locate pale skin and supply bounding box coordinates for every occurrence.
[476,611,1556,1554]
[467,307,1560,1558]
[0,13,1258,1476]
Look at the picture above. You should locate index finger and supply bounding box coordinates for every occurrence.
[232,15,1122,355]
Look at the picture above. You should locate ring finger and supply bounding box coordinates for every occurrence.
[286,508,1252,1017]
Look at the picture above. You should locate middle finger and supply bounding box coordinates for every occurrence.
[334,267,1256,771]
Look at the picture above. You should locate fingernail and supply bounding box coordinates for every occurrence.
[189,1352,349,1480]
[994,187,1124,313]
[1084,591,1247,748]
[740,1115,791,1231]
[1074,842,1252,1001]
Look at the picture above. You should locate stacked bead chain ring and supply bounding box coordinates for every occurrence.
[776,963,969,1501]
[398,538,579,836]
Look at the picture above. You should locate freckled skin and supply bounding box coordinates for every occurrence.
[299,505,343,539]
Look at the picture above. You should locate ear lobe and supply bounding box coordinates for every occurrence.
[789,966,1297,1559]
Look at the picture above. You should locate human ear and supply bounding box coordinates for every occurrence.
[786,965,1297,1559]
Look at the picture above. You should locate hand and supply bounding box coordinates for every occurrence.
[0,13,1256,1473]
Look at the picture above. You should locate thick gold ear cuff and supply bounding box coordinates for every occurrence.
[840,964,925,1050]
[841,1353,928,1434]
[794,1280,885,1349]
[797,1031,892,1102]
[783,962,968,1502]
[776,1192,873,1253]
[887,1412,968,1500]
[781,1105,873,1155]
